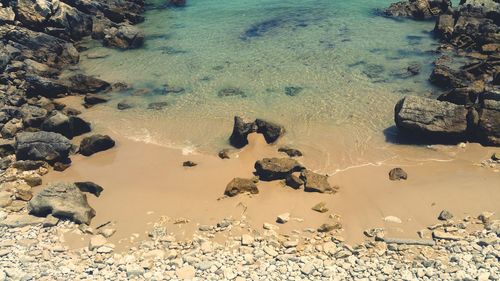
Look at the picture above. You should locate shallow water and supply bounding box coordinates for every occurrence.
[79,0,446,171]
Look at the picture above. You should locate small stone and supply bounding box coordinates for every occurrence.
[318,223,342,233]
[478,212,494,224]
[241,234,254,246]
[301,263,315,275]
[389,168,407,180]
[312,202,329,213]
[126,264,145,278]
[98,228,116,238]
[384,216,402,224]
[438,210,453,221]
[176,265,195,279]
[263,223,279,230]
[276,213,290,224]
[182,161,197,167]
[263,246,278,257]
[432,230,460,241]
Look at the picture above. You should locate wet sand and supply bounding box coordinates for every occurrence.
[42,118,500,251]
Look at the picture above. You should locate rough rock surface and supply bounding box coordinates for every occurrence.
[254,158,303,181]
[79,134,115,156]
[224,178,258,197]
[15,131,72,163]
[229,116,285,148]
[300,170,337,193]
[28,182,95,224]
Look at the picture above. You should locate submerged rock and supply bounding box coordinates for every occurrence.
[278,146,303,157]
[15,131,72,163]
[255,158,303,181]
[79,134,115,156]
[147,102,169,110]
[394,96,469,142]
[28,182,95,224]
[383,0,452,20]
[389,168,408,181]
[224,178,259,197]
[218,88,246,98]
[103,24,145,49]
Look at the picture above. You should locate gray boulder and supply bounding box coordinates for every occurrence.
[28,182,95,224]
[41,111,91,139]
[254,158,303,181]
[15,131,72,162]
[103,24,144,49]
[395,96,469,141]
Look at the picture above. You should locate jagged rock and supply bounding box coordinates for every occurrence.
[28,182,95,224]
[430,65,470,89]
[389,168,408,181]
[25,75,69,98]
[477,102,500,146]
[383,0,452,20]
[79,134,115,156]
[74,182,104,197]
[255,119,285,144]
[301,170,337,193]
[1,118,23,138]
[20,104,48,128]
[41,111,91,139]
[0,6,15,23]
[229,116,255,148]
[438,210,454,220]
[395,96,469,141]
[224,178,258,197]
[285,172,304,189]
[434,14,455,40]
[103,24,145,49]
[12,160,47,171]
[169,0,186,7]
[15,131,72,163]
[278,146,303,157]
[254,158,303,181]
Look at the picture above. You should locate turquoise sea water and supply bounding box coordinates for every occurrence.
[79,0,445,170]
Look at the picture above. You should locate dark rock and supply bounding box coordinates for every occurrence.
[25,75,69,98]
[53,161,71,172]
[229,116,256,148]
[20,105,48,128]
[430,65,470,89]
[438,210,453,220]
[218,88,246,98]
[1,118,23,138]
[300,170,337,193]
[28,182,95,224]
[183,161,197,167]
[278,146,303,157]
[169,0,186,7]
[117,100,133,110]
[84,94,109,106]
[74,182,104,197]
[15,131,72,163]
[224,178,258,197]
[395,96,469,141]
[284,86,303,97]
[255,119,285,144]
[477,105,500,146]
[147,102,169,110]
[79,134,115,156]
[0,139,15,157]
[389,168,408,180]
[103,24,145,49]
[41,111,91,139]
[285,172,304,189]
[66,74,111,93]
[434,14,455,40]
[218,148,231,159]
[254,158,303,181]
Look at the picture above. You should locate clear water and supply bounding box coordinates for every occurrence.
[78,0,444,170]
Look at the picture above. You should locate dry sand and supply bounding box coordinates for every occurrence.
[41,117,500,251]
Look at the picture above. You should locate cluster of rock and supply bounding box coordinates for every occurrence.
[387,0,500,146]
[0,210,497,280]
[224,117,338,197]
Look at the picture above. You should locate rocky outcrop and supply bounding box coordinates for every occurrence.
[41,111,91,139]
[15,131,72,163]
[383,0,452,20]
[27,182,95,224]
[229,116,285,148]
[79,134,115,156]
[395,96,470,142]
[300,170,337,194]
[254,158,303,181]
[224,178,259,197]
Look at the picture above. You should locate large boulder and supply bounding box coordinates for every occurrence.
[477,100,500,146]
[79,134,115,156]
[20,104,48,127]
[15,131,72,162]
[429,65,471,89]
[66,74,111,94]
[25,74,69,98]
[28,182,95,224]
[395,96,470,142]
[300,170,337,193]
[254,158,303,181]
[224,178,258,197]
[103,24,144,49]
[41,111,91,139]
